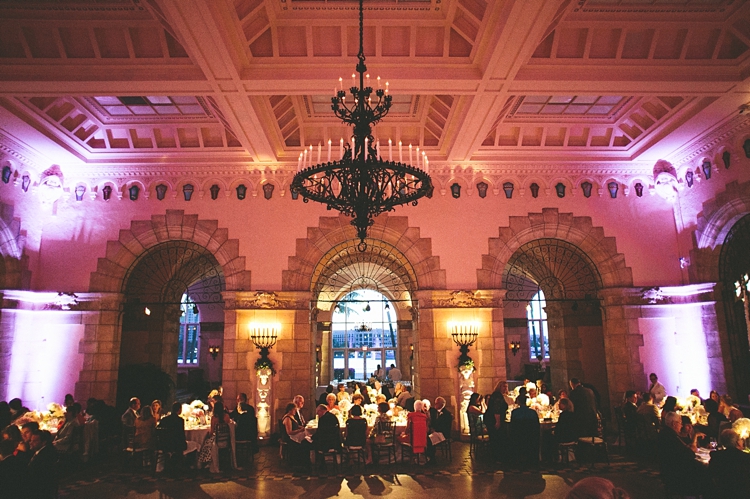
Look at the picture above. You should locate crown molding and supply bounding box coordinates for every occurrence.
[670,113,750,167]
[0,131,44,171]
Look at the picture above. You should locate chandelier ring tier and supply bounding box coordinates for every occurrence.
[291,0,433,252]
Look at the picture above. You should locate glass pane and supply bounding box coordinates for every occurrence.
[369,350,383,378]
[348,351,363,380]
[177,325,185,363]
[385,349,397,366]
[186,325,199,363]
[332,349,346,379]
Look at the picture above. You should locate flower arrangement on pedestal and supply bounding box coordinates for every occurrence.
[457,357,475,373]
[254,357,276,376]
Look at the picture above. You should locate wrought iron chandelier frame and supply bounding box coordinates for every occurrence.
[291,0,432,252]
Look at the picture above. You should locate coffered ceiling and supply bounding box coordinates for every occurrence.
[1,0,749,171]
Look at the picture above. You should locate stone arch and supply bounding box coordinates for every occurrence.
[282,213,446,292]
[478,208,633,289]
[89,209,250,293]
[690,179,750,283]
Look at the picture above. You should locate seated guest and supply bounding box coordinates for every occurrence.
[709,428,750,495]
[54,404,82,453]
[705,398,727,439]
[622,390,638,441]
[0,401,10,430]
[64,393,75,409]
[121,397,140,427]
[657,412,710,495]
[527,386,550,408]
[358,383,372,405]
[345,405,371,464]
[679,416,696,447]
[0,438,24,495]
[709,390,720,407]
[554,398,577,444]
[376,402,391,424]
[429,397,453,438]
[690,388,701,400]
[134,405,156,451]
[719,395,734,418]
[281,403,309,466]
[373,380,391,399]
[728,408,743,424]
[2,424,22,445]
[318,385,334,406]
[394,383,413,409]
[500,381,515,407]
[8,398,29,423]
[510,388,540,465]
[553,390,568,411]
[467,393,484,415]
[293,395,307,426]
[311,404,342,461]
[636,392,659,442]
[661,396,678,426]
[405,400,429,460]
[336,384,351,403]
[27,430,58,499]
[325,393,339,414]
[230,393,248,420]
[18,422,39,458]
[351,393,364,409]
[234,403,258,449]
[157,402,188,459]
[375,394,387,405]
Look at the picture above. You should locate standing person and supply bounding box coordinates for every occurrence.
[484,380,509,462]
[648,373,667,407]
[374,364,385,380]
[387,364,402,381]
[121,397,140,427]
[568,378,598,437]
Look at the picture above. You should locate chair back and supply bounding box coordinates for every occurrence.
[345,418,368,447]
[467,413,484,439]
[216,422,230,449]
[376,420,396,445]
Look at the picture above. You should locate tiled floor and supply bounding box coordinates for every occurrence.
[58,441,666,498]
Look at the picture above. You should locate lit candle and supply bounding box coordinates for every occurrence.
[327,139,332,162]
[297,153,302,172]
[366,73,370,88]
[339,76,343,91]
[388,139,392,161]
[376,140,380,159]
[424,157,429,174]
[340,138,344,158]
[416,147,420,168]
[364,138,368,160]
[352,137,355,156]
[377,76,381,89]
[352,73,356,88]
[409,144,413,165]
[309,145,313,167]
[385,81,389,94]
[303,149,308,169]
[317,143,321,164]
[399,140,403,162]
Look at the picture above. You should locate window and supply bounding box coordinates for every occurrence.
[330,289,397,380]
[178,294,200,364]
[527,290,550,361]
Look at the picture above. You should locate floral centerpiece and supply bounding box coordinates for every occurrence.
[254,357,276,376]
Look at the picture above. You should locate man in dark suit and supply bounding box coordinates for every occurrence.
[310,404,342,463]
[709,428,750,495]
[0,438,25,496]
[157,402,188,455]
[27,430,58,498]
[622,390,638,451]
[658,411,710,495]
[121,397,140,427]
[568,378,598,437]
[426,396,453,462]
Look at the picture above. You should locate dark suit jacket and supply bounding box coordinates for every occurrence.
[157,413,187,453]
[709,447,750,495]
[569,385,598,437]
[311,411,341,452]
[0,454,26,496]
[27,444,58,499]
[429,407,453,437]
[657,426,708,491]
[623,402,638,434]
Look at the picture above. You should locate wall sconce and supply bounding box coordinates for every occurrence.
[685,170,694,188]
[208,345,221,360]
[529,183,540,198]
[722,150,730,169]
[102,185,112,201]
[1,165,11,184]
[607,181,619,199]
[315,345,321,364]
[236,184,247,200]
[409,343,414,362]
[249,322,280,373]
[450,182,461,199]
[449,321,480,370]
[476,181,488,199]
[262,183,274,200]
[183,183,194,201]
[74,185,86,201]
[634,182,644,197]
[21,175,30,192]
[210,184,220,200]
[555,182,566,198]
[291,186,300,200]
[581,181,592,198]
[155,184,167,201]
[144,307,151,316]
[503,182,514,199]
[508,341,521,356]
[701,160,712,180]
[129,185,139,201]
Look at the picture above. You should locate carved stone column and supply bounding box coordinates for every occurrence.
[256,367,272,439]
[458,365,475,439]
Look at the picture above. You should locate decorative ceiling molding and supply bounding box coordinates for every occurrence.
[670,113,750,167]
[0,131,45,171]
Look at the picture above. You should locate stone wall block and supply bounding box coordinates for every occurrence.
[276,339,295,353]
[180,213,198,240]
[150,215,169,242]
[164,210,184,237]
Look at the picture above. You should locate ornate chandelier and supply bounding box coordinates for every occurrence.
[291,0,432,252]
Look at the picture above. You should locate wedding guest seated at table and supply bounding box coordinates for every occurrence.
[728,408,743,424]
[636,392,660,443]
[661,396,678,426]
[426,397,452,462]
[657,411,710,495]
[337,384,351,403]
[8,398,29,424]
[345,405,372,464]
[18,421,39,458]
[622,391,638,444]
[510,387,540,466]
[0,401,10,430]
[121,397,140,428]
[1,423,21,444]
[318,385,334,406]
[311,404,342,464]
[27,429,58,499]
[467,393,484,415]
[325,393,340,414]
[690,388,701,400]
[292,395,307,426]
[230,393,247,420]
[54,404,82,454]
[709,428,750,495]
[64,393,75,410]
[234,403,257,451]
[358,383,372,405]
[528,385,550,408]
[394,383,412,409]
[403,400,429,462]
[554,399,577,444]
[0,438,24,496]
[351,393,364,409]
[281,403,309,467]
[375,394,387,405]
[719,395,734,418]
[704,398,727,439]
[157,402,188,469]
[373,380,391,399]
